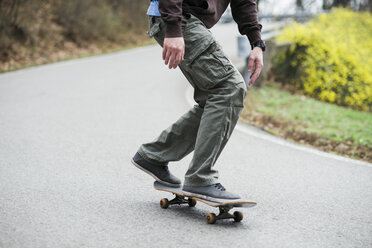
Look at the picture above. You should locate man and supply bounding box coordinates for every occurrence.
[132,0,265,202]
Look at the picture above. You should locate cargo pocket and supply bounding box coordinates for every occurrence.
[182,15,214,65]
[190,42,235,90]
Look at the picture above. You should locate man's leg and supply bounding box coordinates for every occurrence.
[182,48,247,187]
[132,103,203,187]
[132,16,209,186]
[178,44,247,200]
[138,105,203,165]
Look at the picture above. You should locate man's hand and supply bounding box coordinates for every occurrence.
[247,47,264,86]
[163,37,185,69]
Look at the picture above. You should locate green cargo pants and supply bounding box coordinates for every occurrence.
[138,15,247,187]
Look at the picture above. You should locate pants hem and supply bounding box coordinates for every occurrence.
[137,148,168,166]
[183,178,218,187]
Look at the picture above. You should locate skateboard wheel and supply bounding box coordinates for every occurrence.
[160,198,169,209]
[233,211,243,222]
[188,198,197,207]
[206,213,216,224]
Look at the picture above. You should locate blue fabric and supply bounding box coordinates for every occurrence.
[147,1,161,16]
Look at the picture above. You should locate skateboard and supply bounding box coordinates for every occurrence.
[153,181,256,224]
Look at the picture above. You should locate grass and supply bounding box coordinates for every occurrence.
[240,82,372,162]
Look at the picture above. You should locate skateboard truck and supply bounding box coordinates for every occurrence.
[206,206,243,224]
[160,194,197,209]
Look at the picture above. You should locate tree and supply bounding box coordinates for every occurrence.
[296,0,304,11]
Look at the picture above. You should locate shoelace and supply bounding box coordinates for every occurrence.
[214,183,226,191]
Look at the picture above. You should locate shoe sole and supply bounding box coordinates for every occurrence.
[131,158,181,188]
[182,190,240,203]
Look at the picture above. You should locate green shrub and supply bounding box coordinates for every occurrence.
[274,8,372,111]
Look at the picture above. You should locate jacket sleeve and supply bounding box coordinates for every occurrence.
[159,0,183,38]
[230,0,262,44]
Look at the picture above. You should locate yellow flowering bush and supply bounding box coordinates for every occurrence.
[274,8,372,111]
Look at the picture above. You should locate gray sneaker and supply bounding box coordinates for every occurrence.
[182,183,240,202]
[131,152,181,187]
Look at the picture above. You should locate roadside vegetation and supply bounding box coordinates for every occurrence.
[0,0,151,72]
[273,8,372,111]
[241,8,372,162]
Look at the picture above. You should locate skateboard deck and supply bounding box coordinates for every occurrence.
[153,181,256,224]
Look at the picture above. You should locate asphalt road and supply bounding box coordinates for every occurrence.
[0,23,371,248]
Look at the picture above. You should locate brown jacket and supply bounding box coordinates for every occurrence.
[158,0,262,44]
